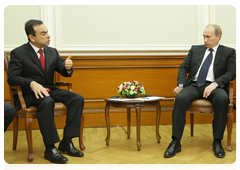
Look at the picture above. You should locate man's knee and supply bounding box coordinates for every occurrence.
[40,97,55,107]
[175,93,189,104]
[214,95,229,105]
[73,93,84,104]
[211,89,229,106]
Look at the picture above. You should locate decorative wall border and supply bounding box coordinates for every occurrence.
[4,5,236,55]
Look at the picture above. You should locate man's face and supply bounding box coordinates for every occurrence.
[29,24,50,48]
[203,26,221,49]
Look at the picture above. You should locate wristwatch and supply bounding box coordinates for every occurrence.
[178,84,183,88]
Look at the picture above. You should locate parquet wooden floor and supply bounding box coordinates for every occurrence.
[4,124,236,165]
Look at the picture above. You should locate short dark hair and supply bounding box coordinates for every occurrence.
[206,24,222,36]
[25,19,43,41]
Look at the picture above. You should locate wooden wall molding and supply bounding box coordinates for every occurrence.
[4,54,236,130]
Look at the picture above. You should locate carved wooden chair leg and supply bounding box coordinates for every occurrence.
[227,111,233,151]
[190,113,194,137]
[79,114,85,150]
[13,114,19,150]
[25,118,34,162]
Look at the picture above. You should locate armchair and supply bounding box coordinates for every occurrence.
[4,53,85,162]
[187,81,234,151]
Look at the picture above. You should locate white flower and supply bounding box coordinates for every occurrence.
[131,85,135,90]
[118,84,123,91]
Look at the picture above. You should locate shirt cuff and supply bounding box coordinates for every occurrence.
[67,67,73,74]
[178,84,183,88]
[213,82,218,87]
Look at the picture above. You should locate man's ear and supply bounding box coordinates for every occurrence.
[28,34,35,42]
[217,34,222,40]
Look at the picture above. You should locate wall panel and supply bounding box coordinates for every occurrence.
[214,5,236,46]
[4,55,236,130]
[4,5,41,48]
[59,6,198,46]
[3,5,237,132]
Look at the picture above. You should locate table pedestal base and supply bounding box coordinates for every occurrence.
[104,99,162,151]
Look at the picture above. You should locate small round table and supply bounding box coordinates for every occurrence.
[104,97,163,151]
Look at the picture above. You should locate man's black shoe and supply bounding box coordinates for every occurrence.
[44,148,68,164]
[213,141,226,158]
[164,141,181,158]
[58,141,84,157]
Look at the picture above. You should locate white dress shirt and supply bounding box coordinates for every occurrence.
[29,42,44,59]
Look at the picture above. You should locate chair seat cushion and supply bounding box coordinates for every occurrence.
[190,99,213,107]
[188,99,214,114]
[19,102,67,115]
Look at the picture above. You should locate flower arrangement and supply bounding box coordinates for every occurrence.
[117,81,146,98]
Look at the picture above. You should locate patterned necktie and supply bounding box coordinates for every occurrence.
[196,48,213,87]
[38,49,45,71]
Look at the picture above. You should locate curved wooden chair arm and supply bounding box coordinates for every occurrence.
[14,81,73,115]
[16,85,27,114]
[54,81,73,92]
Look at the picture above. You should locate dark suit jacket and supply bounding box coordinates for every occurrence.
[7,42,73,110]
[177,45,236,93]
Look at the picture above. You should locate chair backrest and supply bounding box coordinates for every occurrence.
[4,53,10,70]
[4,53,16,108]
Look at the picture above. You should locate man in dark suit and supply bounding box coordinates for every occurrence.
[7,19,84,163]
[164,24,236,158]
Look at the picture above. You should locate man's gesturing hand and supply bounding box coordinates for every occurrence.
[65,54,73,71]
[30,81,50,99]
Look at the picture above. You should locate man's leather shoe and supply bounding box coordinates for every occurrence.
[164,141,181,158]
[212,141,225,158]
[58,141,84,157]
[44,148,68,164]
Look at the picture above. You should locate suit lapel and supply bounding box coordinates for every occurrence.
[44,46,51,73]
[26,43,45,73]
[213,45,223,75]
[196,45,207,70]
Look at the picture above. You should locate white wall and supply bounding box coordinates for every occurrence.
[4,5,236,55]
[214,5,236,46]
[4,5,41,48]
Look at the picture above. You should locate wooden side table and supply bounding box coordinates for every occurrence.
[104,97,163,151]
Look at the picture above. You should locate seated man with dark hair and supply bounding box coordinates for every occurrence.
[164,24,236,158]
[7,19,85,164]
